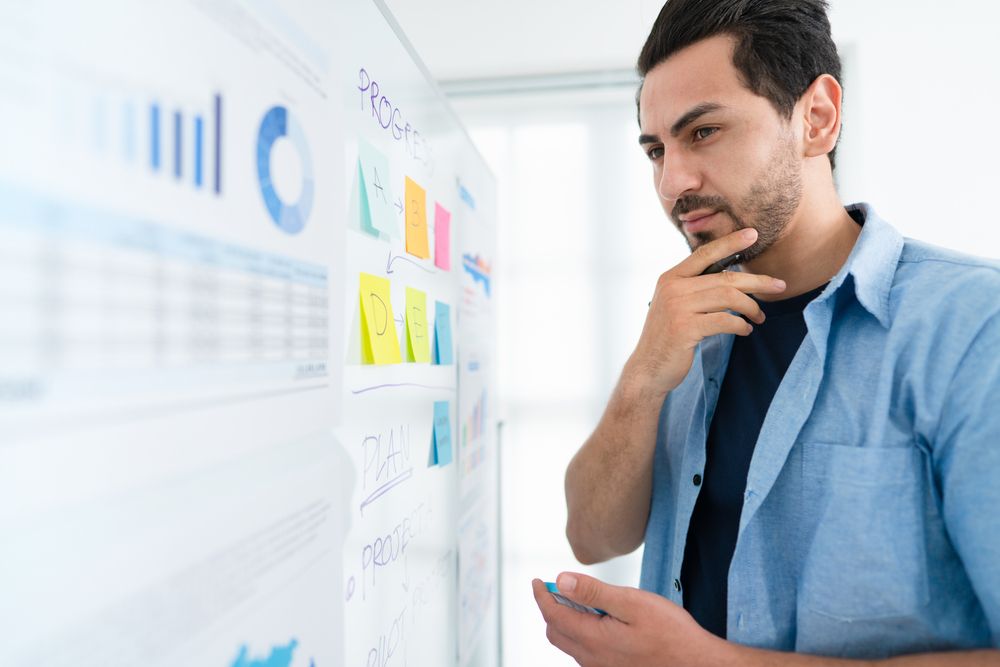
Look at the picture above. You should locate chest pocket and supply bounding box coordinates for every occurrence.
[798,441,931,620]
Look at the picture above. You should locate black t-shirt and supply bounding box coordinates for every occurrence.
[678,281,827,638]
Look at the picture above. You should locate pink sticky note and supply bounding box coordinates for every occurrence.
[434,203,451,271]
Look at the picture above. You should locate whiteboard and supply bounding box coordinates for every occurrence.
[336,1,500,666]
[0,0,499,665]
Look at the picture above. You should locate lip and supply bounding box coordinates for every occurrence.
[680,211,719,234]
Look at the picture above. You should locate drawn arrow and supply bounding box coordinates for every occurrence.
[395,314,405,327]
[394,197,403,215]
[386,249,435,275]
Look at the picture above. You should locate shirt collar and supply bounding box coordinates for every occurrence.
[812,203,903,329]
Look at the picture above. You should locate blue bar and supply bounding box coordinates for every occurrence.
[213,93,222,194]
[150,103,160,171]
[173,110,182,180]
[194,115,204,188]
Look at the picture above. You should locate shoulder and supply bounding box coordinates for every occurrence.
[882,239,1000,395]
[891,239,1000,328]
[896,239,1000,296]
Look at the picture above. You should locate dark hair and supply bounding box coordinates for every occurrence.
[637,0,842,169]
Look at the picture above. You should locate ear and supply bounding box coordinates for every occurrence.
[799,74,843,160]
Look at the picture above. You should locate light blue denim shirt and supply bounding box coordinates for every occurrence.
[639,204,1000,658]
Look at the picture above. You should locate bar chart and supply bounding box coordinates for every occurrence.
[146,93,223,194]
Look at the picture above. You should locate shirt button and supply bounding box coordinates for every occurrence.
[673,579,682,592]
[693,474,702,486]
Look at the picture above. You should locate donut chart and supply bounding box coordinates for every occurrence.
[256,105,314,235]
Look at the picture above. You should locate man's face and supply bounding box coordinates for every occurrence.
[638,35,803,260]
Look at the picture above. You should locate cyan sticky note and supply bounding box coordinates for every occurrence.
[358,139,398,237]
[433,301,453,365]
[433,400,452,467]
[357,161,379,238]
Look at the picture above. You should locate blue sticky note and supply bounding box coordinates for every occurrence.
[358,139,398,237]
[433,400,452,466]
[433,301,453,365]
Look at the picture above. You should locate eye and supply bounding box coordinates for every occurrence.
[645,145,664,160]
[693,126,719,141]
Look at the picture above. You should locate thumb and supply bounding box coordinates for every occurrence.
[556,572,633,621]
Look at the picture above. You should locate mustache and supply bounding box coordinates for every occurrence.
[671,195,733,224]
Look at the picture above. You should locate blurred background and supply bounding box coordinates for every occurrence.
[383,0,1000,664]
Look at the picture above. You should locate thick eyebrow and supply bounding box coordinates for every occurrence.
[638,102,727,145]
[669,102,725,137]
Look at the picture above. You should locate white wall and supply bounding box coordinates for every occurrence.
[830,0,1000,253]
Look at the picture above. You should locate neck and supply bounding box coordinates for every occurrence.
[745,178,860,302]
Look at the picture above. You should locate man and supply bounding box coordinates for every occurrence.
[532,0,1000,664]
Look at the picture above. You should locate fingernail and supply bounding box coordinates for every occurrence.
[558,574,577,592]
[773,279,786,289]
[742,228,757,240]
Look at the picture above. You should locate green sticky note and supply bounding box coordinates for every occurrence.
[405,286,430,363]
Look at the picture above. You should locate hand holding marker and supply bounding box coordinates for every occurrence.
[545,581,608,617]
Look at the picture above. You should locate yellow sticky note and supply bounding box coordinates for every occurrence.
[404,176,429,259]
[359,272,402,365]
[405,287,430,363]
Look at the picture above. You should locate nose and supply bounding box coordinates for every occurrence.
[658,150,700,203]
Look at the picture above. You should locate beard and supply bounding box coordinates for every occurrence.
[670,135,803,262]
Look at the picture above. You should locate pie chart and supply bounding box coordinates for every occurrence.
[256,105,314,235]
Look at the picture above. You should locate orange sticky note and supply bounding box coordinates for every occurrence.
[434,203,451,270]
[359,272,402,365]
[405,176,429,259]
[405,287,430,363]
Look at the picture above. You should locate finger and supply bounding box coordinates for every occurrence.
[556,573,636,624]
[532,578,557,622]
[532,579,580,626]
[670,228,758,278]
[531,579,608,657]
[681,269,787,298]
[694,312,755,338]
[545,623,586,661]
[532,580,591,659]
[675,286,766,324]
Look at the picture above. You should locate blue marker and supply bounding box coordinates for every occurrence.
[544,581,608,617]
